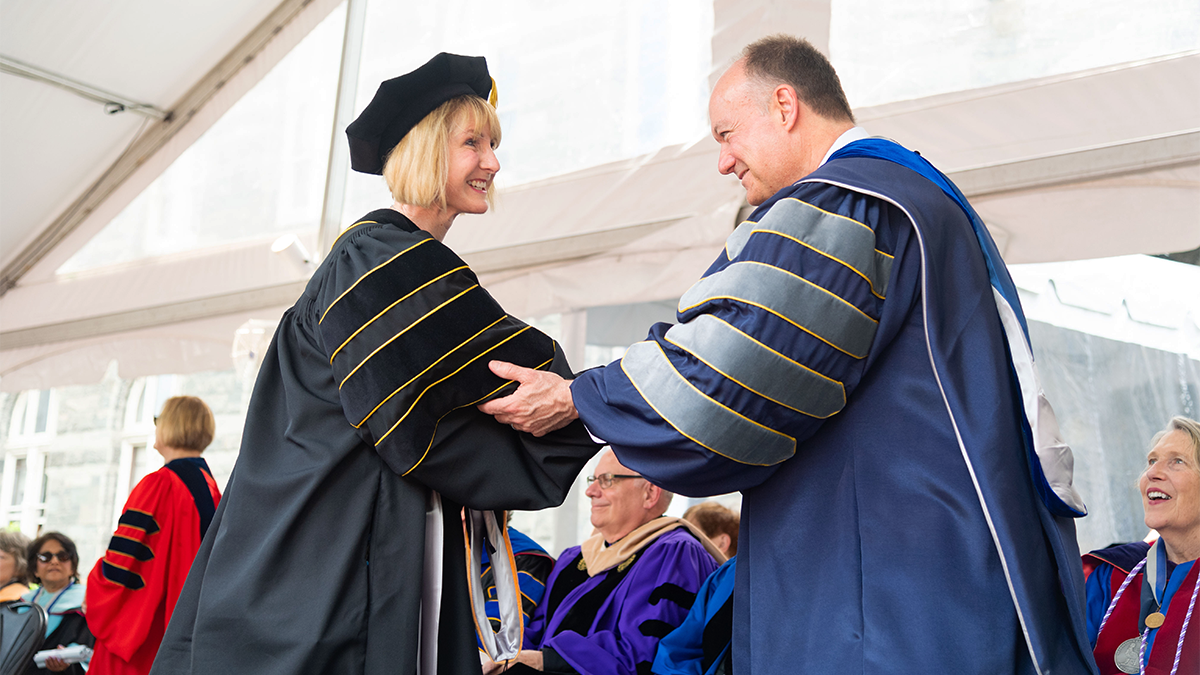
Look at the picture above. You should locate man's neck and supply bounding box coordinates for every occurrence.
[791,119,856,182]
[601,515,665,545]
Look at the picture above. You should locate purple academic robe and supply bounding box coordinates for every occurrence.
[525,529,718,675]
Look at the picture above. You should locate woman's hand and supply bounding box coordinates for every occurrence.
[478,362,577,437]
[43,645,69,672]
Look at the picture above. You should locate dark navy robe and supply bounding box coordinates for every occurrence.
[152,209,598,675]
[572,152,1094,673]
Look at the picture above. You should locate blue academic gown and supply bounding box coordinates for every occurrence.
[571,143,1094,674]
[652,557,735,675]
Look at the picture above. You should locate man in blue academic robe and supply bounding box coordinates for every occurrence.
[481,35,1096,674]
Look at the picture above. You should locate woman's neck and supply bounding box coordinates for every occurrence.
[160,447,203,464]
[40,579,69,594]
[1161,530,1200,564]
[393,202,455,242]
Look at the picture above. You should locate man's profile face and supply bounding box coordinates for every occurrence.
[585,451,648,541]
[709,61,789,205]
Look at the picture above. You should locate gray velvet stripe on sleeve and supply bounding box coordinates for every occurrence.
[664,315,846,419]
[621,340,796,466]
[724,199,893,298]
[678,261,878,359]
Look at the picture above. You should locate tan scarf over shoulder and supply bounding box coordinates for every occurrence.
[579,516,727,577]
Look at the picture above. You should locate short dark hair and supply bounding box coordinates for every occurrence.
[28,532,80,584]
[741,34,855,123]
[683,501,740,557]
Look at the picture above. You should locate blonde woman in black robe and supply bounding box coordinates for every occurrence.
[152,53,598,675]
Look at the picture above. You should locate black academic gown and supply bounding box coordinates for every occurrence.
[152,209,599,675]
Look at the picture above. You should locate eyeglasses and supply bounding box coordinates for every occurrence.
[37,551,71,564]
[586,473,642,489]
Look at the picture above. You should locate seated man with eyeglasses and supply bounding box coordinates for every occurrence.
[492,449,723,675]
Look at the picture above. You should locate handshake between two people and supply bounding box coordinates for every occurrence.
[478,360,579,437]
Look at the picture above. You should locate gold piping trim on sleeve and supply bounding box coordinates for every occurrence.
[664,319,845,418]
[725,220,757,258]
[689,295,866,359]
[619,342,789,467]
[339,284,479,390]
[354,315,508,427]
[680,260,879,324]
[328,219,377,253]
[381,325,535,444]
[780,198,873,233]
[320,237,433,325]
[401,352,555,476]
[329,265,469,365]
[753,228,887,300]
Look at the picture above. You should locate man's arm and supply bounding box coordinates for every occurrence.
[487,185,900,497]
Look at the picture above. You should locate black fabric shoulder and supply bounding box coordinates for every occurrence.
[165,458,217,540]
[315,210,558,476]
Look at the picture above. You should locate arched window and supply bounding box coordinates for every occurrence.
[3,389,56,535]
[111,375,175,528]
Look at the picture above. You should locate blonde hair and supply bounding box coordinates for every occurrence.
[1150,416,1200,467]
[157,396,215,452]
[383,95,501,211]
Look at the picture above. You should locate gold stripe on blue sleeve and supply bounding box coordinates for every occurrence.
[679,261,878,359]
[753,198,893,298]
[621,340,796,466]
[664,314,845,419]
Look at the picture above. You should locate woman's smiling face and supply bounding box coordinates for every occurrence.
[442,121,499,220]
[1140,429,1200,546]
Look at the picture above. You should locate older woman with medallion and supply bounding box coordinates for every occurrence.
[1083,416,1200,675]
[151,53,597,675]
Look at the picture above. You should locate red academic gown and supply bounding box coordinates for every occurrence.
[86,458,221,675]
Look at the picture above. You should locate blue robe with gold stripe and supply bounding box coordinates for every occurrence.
[153,209,599,675]
[572,153,1094,674]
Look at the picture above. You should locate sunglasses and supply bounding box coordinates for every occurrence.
[37,551,71,563]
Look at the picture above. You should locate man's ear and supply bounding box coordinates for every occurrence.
[644,482,662,510]
[772,84,801,132]
[713,533,731,555]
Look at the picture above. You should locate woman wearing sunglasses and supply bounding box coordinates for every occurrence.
[21,532,94,674]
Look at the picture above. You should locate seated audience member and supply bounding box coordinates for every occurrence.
[1083,416,1199,675]
[497,449,722,674]
[0,530,32,602]
[86,396,222,675]
[479,523,555,667]
[654,503,739,675]
[23,532,94,674]
[682,502,738,558]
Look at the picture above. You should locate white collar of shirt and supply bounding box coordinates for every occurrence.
[819,126,870,168]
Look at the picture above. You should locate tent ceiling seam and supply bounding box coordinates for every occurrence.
[0,0,320,299]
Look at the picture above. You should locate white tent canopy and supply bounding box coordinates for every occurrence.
[1,0,1197,391]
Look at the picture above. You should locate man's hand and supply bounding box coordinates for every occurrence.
[515,650,545,671]
[480,650,544,673]
[478,361,578,437]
